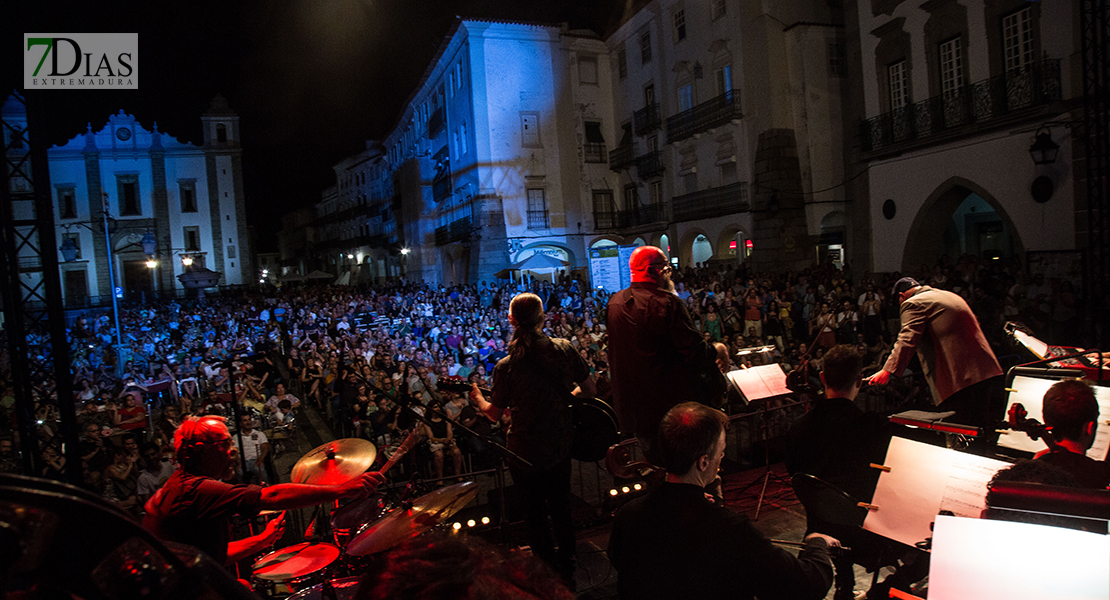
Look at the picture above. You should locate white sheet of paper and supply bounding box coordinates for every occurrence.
[929,515,1110,600]
[863,437,1009,547]
[998,375,1110,460]
[997,375,1058,455]
[726,364,789,401]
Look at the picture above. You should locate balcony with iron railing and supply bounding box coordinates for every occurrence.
[583,142,607,164]
[672,181,750,222]
[666,90,743,143]
[860,59,1062,155]
[634,103,662,136]
[527,210,550,230]
[636,150,665,179]
[621,202,667,228]
[609,144,635,171]
[432,175,452,202]
[435,215,472,246]
[427,106,445,139]
[594,210,620,230]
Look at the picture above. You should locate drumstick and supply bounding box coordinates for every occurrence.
[378,427,422,476]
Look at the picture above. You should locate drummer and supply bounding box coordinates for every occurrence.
[144,415,385,567]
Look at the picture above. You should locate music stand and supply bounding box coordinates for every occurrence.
[727,364,795,519]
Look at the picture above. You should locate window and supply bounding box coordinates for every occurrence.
[678,84,694,112]
[650,180,663,205]
[216,123,227,143]
[618,48,628,79]
[714,65,732,97]
[521,113,541,147]
[578,56,598,84]
[1002,7,1033,72]
[673,10,686,43]
[183,227,200,252]
[592,190,614,213]
[179,181,197,213]
[62,233,81,259]
[584,121,605,144]
[455,63,463,89]
[460,121,468,155]
[228,245,236,259]
[9,125,23,149]
[640,31,652,65]
[117,174,140,216]
[526,188,549,230]
[888,60,908,110]
[58,186,77,219]
[644,83,655,105]
[647,135,659,153]
[939,37,964,96]
[711,0,726,20]
[624,185,639,208]
[682,172,697,195]
[828,41,847,77]
[719,162,737,185]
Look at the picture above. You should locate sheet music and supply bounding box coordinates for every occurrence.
[864,437,1009,547]
[725,364,789,401]
[998,375,1110,460]
[937,453,1011,518]
[929,515,1110,600]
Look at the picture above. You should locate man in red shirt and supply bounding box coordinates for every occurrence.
[144,415,383,566]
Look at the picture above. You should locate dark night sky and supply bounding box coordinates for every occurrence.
[3,0,625,251]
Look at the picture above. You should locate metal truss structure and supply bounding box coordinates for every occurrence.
[0,92,79,482]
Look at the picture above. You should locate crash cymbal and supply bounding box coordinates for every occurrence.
[332,495,388,531]
[291,438,377,485]
[346,481,479,556]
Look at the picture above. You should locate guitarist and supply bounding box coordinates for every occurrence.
[470,293,595,588]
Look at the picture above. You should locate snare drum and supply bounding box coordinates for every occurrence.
[252,542,340,593]
[287,576,361,600]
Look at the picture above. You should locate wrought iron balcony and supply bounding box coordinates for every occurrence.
[861,59,1062,155]
[583,142,607,163]
[433,175,452,201]
[427,106,445,139]
[636,150,665,179]
[666,90,743,143]
[634,103,662,136]
[435,216,472,246]
[672,181,749,222]
[594,210,620,230]
[527,210,550,230]
[609,144,635,171]
[620,202,667,227]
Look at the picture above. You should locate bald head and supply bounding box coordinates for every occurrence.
[630,246,670,285]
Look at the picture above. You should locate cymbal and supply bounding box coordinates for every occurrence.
[332,495,387,531]
[291,438,377,485]
[346,481,478,556]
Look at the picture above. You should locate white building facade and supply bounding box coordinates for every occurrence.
[43,96,252,303]
[856,0,1081,272]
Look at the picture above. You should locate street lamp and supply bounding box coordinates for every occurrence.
[1028,127,1060,165]
[181,255,193,267]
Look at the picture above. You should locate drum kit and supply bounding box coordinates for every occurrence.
[249,435,478,597]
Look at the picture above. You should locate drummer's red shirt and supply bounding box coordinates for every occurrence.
[143,469,262,565]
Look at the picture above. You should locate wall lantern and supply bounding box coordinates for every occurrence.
[1028,128,1060,166]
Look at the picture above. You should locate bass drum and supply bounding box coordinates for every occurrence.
[571,398,620,462]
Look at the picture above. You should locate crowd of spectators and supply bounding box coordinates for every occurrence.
[0,251,1079,520]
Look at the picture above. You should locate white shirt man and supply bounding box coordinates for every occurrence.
[235,415,271,484]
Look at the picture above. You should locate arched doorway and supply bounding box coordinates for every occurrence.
[903,178,1024,271]
[691,234,713,266]
[716,228,750,264]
